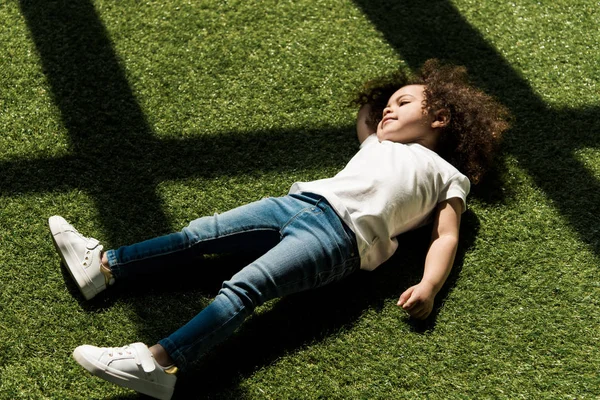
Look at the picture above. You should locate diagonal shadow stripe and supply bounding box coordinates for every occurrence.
[17,0,171,241]
[12,0,596,308]
[8,4,392,394]
[9,1,596,395]
[0,126,354,195]
[14,0,355,244]
[352,0,600,256]
[18,0,153,150]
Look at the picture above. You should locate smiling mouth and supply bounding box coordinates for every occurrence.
[381,117,395,126]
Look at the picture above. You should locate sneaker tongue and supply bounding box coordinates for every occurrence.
[129,343,156,373]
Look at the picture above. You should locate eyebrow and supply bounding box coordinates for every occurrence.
[387,93,416,107]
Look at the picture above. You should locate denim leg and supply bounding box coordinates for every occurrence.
[105,197,288,280]
[159,196,359,371]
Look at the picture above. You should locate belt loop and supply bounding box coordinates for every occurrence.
[313,194,328,211]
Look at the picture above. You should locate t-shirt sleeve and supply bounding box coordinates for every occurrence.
[439,173,470,213]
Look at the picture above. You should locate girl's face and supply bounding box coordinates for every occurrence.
[376,84,440,149]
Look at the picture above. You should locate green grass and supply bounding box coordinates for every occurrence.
[1,0,599,398]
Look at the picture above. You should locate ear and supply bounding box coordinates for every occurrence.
[431,109,450,129]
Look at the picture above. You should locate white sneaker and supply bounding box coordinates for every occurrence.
[48,215,112,300]
[73,342,177,400]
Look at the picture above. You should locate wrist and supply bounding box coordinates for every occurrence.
[419,279,441,296]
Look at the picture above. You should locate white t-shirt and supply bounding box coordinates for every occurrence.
[289,134,470,271]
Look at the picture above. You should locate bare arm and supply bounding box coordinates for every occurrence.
[397,197,463,319]
[357,104,377,144]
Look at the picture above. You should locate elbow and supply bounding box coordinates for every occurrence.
[432,233,459,248]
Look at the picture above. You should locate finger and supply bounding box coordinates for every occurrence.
[398,288,413,306]
[400,287,414,302]
[403,296,421,310]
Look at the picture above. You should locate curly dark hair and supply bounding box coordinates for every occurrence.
[353,59,511,184]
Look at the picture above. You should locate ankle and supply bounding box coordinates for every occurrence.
[149,344,176,369]
[99,252,114,284]
[100,252,109,268]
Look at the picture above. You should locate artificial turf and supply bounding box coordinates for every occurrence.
[1,0,598,398]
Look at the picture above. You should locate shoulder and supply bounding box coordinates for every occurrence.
[360,133,379,149]
[408,145,471,209]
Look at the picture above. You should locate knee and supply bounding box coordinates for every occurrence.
[219,278,266,313]
[181,215,220,246]
[183,216,208,238]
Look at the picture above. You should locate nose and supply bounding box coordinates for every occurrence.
[382,107,392,116]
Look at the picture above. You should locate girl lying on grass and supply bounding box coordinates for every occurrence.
[49,59,509,400]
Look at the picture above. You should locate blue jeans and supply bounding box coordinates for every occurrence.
[104,193,359,371]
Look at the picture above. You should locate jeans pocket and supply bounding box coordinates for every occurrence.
[317,257,359,286]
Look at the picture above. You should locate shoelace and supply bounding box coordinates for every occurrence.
[107,346,133,358]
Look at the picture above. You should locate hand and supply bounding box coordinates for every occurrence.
[357,104,377,143]
[397,281,436,320]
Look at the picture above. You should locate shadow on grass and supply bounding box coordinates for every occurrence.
[14,2,472,397]
[351,0,600,256]
[88,210,476,399]
[12,0,358,246]
[13,0,598,398]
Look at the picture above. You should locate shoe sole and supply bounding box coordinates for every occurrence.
[73,347,175,400]
[48,216,99,300]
